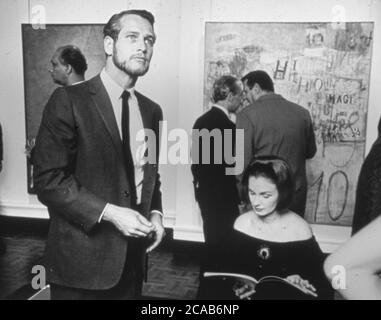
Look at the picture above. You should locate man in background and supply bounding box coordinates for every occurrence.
[49,45,87,86]
[351,116,381,234]
[191,75,242,298]
[0,122,4,254]
[29,46,88,179]
[33,9,164,300]
[0,122,3,174]
[237,70,317,216]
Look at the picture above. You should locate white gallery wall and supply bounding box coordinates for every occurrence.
[0,0,182,224]
[0,0,380,252]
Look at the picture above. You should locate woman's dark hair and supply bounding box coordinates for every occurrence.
[241,155,294,212]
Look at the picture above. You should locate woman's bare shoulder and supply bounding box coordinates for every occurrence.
[234,212,253,232]
[282,211,313,241]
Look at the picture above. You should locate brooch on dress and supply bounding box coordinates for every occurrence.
[257,245,271,260]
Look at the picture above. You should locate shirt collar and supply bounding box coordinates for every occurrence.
[100,68,135,99]
[71,80,84,86]
[212,104,230,118]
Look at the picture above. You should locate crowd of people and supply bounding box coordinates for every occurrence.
[0,8,380,300]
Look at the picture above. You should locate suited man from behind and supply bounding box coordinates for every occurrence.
[0,122,3,173]
[191,75,242,280]
[351,116,381,235]
[33,9,165,300]
[237,70,317,217]
[0,122,4,254]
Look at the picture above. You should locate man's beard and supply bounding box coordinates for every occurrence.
[112,49,150,77]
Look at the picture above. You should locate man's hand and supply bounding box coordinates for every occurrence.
[146,212,165,253]
[103,204,156,238]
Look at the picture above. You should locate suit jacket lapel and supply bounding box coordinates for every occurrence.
[135,91,152,130]
[88,75,125,164]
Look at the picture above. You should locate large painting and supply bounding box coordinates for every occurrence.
[22,24,106,193]
[204,22,374,226]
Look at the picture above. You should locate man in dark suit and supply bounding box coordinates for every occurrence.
[237,70,317,216]
[351,117,381,234]
[191,75,242,279]
[0,122,4,254]
[33,9,165,300]
[0,122,3,173]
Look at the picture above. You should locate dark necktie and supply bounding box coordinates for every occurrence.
[121,90,137,206]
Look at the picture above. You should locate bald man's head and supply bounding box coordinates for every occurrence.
[49,45,87,86]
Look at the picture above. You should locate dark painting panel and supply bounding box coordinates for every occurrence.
[22,24,106,193]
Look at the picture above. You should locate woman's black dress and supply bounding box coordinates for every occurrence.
[200,229,333,300]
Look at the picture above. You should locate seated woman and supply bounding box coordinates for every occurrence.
[203,156,333,300]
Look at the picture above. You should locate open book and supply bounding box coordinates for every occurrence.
[203,272,317,299]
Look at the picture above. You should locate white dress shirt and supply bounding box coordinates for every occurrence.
[212,104,230,118]
[99,69,162,220]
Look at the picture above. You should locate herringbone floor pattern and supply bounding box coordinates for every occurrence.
[143,250,200,300]
[0,231,200,300]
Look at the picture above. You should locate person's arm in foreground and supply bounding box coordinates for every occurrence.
[324,215,381,300]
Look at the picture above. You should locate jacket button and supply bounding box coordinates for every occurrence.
[123,191,130,197]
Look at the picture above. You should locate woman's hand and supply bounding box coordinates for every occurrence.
[286,275,318,297]
[233,279,256,300]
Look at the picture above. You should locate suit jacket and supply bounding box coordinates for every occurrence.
[236,94,316,211]
[191,106,239,208]
[33,75,163,290]
[0,123,3,162]
[352,118,381,234]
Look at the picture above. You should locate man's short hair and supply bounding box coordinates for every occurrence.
[212,75,241,103]
[103,9,155,41]
[241,70,274,92]
[241,155,294,212]
[58,45,87,76]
